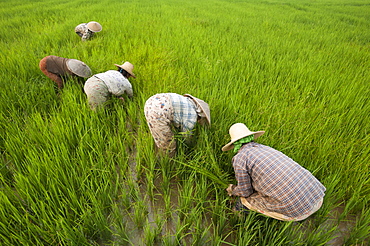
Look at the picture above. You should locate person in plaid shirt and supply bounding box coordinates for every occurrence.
[144,93,211,157]
[222,123,326,221]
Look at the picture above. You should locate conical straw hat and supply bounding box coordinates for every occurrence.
[183,94,211,126]
[66,59,92,78]
[87,21,102,32]
[222,123,265,151]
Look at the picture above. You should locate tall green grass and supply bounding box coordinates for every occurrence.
[0,0,369,244]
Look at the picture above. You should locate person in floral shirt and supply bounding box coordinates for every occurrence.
[84,61,135,110]
[144,93,211,157]
[75,21,102,41]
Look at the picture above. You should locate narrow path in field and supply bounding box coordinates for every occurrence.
[122,116,180,245]
[124,119,148,245]
[124,145,180,244]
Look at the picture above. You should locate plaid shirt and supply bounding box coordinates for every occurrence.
[168,93,198,133]
[232,142,326,217]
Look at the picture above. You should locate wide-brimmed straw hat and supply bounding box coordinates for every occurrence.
[183,94,211,126]
[66,59,92,78]
[115,61,136,78]
[222,123,265,151]
[87,21,102,32]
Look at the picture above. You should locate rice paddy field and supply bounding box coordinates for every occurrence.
[0,0,369,245]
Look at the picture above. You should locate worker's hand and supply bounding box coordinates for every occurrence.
[226,184,235,196]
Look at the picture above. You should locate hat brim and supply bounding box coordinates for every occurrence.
[87,22,102,32]
[115,64,136,78]
[183,94,211,125]
[221,131,265,151]
[66,59,92,78]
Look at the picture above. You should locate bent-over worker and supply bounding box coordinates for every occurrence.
[223,123,326,221]
[75,21,102,41]
[84,61,135,110]
[39,55,92,89]
[144,93,211,157]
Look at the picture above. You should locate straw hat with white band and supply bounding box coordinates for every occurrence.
[114,61,136,78]
[222,123,265,151]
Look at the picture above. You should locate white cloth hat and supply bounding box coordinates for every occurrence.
[115,61,136,78]
[183,94,211,126]
[87,21,102,32]
[66,59,92,78]
[222,123,265,151]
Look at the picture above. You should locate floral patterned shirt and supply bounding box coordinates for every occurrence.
[94,70,133,97]
[75,23,94,41]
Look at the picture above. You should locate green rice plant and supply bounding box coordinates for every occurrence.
[172,216,191,245]
[131,199,148,229]
[135,129,158,201]
[174,155,230,189]
[208,193,231,237]
[0,0,369,244]
[343,202,370,245]
[190,220,213,246]
[177,173,196,219]
[300,223,337,246]
[161,183,173,220]
[143,214,165,246]
[229,213,261,246]
[143,220,158,246]
[114,180,132,211]
[107,202,130,245]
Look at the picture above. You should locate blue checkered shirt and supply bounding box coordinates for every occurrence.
[231,142,326,217]
[169,93,198,133]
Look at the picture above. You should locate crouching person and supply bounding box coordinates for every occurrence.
[223,123,326,221]
[39,55,92,89]
[84,62,135,110]
[75,21,102,41]
[144,93,211,157]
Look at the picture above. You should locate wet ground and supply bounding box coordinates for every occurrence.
[122,135,361,245]
[324,206,357,246]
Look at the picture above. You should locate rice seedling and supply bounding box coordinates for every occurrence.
[0,0,369,244]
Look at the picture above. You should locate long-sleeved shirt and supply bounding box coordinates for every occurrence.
[231,142,326,218]
[39,56,73,89]
[94,70,133,97]
[75,23,93,41]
